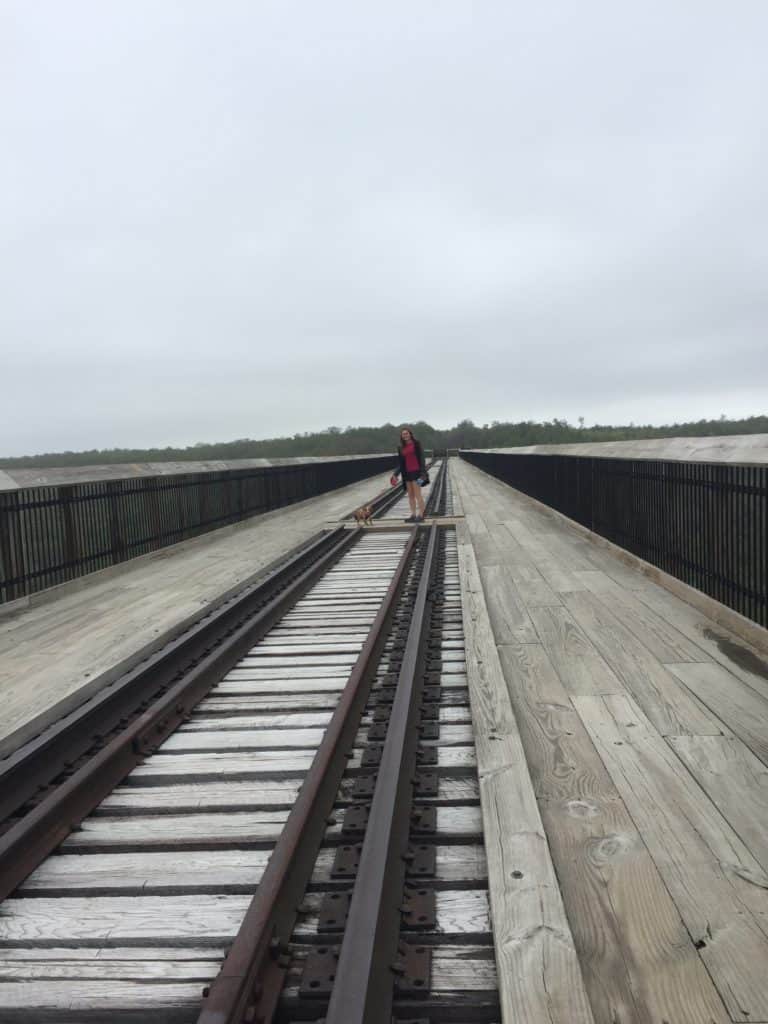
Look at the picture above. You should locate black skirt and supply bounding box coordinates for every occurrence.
[403,470,422,483]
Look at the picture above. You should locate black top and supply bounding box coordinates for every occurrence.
[394,440,426,491]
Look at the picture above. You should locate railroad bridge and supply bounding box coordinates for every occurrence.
[0,439,767,1024]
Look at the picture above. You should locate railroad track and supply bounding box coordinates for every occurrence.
[0,458,497,1022]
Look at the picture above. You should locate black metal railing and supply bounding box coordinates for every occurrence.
[461,450,768,628]
[0,456,393,604]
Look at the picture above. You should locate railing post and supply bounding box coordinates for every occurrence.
[106,481,125,565]
[60,485,79,580]
[0,492,21,603]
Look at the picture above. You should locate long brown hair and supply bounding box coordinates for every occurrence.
[398,426,419,452]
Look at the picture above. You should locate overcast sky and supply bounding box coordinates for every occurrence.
[2,2,767,456]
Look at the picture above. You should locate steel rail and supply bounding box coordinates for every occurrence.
[325,524,438,1024]
[348,479,402,520]
[0,527,360,902]
[0,526,347,828]
[196,528,419,1024]
[424,457,447,517]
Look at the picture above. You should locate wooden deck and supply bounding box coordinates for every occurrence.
[2,457,768,1022]
[0,473,386,757]
[453,457,768,1024]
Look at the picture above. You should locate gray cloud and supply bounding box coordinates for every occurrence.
[1,1,767,456]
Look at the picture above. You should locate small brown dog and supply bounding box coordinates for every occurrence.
[354,505,374,526]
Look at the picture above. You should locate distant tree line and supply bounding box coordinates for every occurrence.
[2,414,766,468]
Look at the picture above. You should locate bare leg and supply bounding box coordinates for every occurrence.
[406,481,417,516]
[416,484,426,517]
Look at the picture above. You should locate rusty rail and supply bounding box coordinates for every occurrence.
[325,524,438,1023]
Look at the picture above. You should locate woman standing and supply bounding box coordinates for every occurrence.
[391,426,428,522]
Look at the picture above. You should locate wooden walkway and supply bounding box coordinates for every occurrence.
[0,473,386,757]
[453,457,768,1024]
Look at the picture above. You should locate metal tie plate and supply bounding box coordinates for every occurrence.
[392,942,432,997]
[401,887,437,930]
[410,805,437,834]
[404,843,436,878]
[319,891,351,932]
[341,804,370,836]
[300,946,339,998]
[414,771,438,798]
[361,744,383,767]
[350,774,377,799]
[331,843,361,878]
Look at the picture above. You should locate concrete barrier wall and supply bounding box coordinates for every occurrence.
[464,433,768,465]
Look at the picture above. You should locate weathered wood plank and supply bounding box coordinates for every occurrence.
[667,733,768,873]
[160,727,326,752]
[282,945,498,999]
[0,946,226,961]
[20,844,487,895]
[527,604,624,695]
[99,773,479,814]
[574,692,768,1021]
[458,534,595,1024]
[131,746,477,782]
[507,565,562,608]
[0,895,251,945]
[0,980,205,1022]
[562,590,723,736]
[0,890,489,946]
[188,693,341,712]
[294,890,490,938]
[575,570,710,663]
[101,779,301,812]
[186,710,333,730]
[215,669,468,695]
[497,640,732,1024]
[502,524,586,593]
[667,661,768,766]
[62,805,483,851]
[634,585,768,701]
[0,960,219,980]
[220,665,349,679]
[478,565,539,644]
[191,693,471,721]
[173,720,476,748]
